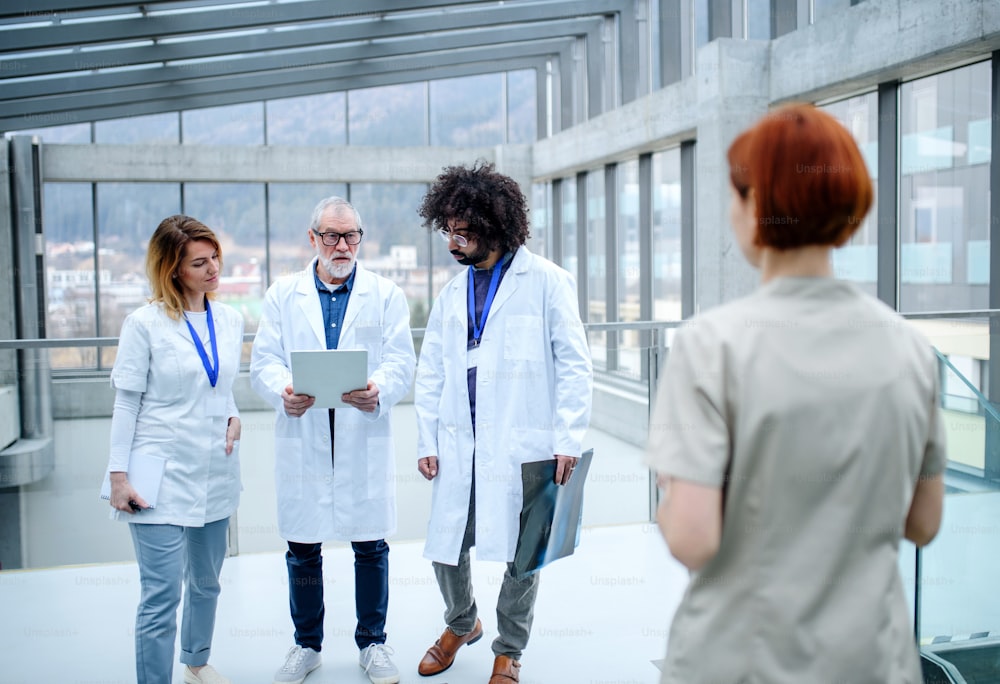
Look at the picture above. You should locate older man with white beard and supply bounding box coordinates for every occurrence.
[250,196,415,684]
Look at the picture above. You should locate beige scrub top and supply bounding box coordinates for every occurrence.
[646,277,947,684]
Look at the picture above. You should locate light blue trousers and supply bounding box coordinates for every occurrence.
[129,518,229,684]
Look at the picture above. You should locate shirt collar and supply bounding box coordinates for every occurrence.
[313,263,357,293]
[472,249,516,272]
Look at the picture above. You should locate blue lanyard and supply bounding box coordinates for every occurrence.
[468,261,503,345]
[183,298,219,387]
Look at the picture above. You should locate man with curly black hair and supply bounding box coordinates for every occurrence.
[413,161,593,684]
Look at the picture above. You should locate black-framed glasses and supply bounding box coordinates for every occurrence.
[313,229,363,246]
[437,229,469,247]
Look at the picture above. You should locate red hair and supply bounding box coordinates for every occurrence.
[727,104,872,249]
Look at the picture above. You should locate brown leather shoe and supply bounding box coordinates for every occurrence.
[488,655,520,683]
[417,618,484,676]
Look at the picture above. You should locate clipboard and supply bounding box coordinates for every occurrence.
[99,452,167,509]
[290,349,368,409]
[512,448,594,578]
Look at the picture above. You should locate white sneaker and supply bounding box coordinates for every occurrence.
[273,645,321,684]
[183,665,231,684]
[359,643,400,684]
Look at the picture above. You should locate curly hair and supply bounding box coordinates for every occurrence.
[417,160,530,253]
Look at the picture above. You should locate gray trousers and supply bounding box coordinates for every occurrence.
[432,484,540,660]
[129,517,229,684]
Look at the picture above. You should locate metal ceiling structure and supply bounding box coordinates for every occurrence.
[0,0,642,135]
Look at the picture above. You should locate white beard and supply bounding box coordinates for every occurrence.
[319,252,355,281]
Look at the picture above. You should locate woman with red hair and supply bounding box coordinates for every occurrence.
[646,104,945,683]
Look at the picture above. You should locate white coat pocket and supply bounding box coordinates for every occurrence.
[504,316,544,362]
[354,326,382,368]
[229,439,243,490]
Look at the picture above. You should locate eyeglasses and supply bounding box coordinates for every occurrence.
[437,229,469,247]
[313,229,363,247]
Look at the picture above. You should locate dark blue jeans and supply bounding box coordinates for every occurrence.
[286,539,389,651]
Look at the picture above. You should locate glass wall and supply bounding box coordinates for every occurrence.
[822,91,879,298]
[19,68,538,369]
[586,169,607,368]
[507,69,538,144]
[44,183,97,368]
[560,176,578,277]
[95,182,182,367]
[530,182,551,258]
[430,73,504,147]
[616,160,641,378]
[652,148,682,321]
[349,82,428,146]
[747,0,771,39]
[899,61,991,312]
[266,183,349,280]
[9,123,91,143]
[95,112,179,144]
[181,102,265,145]
[349,183,435,327]
[266,92,347,146]
[184,183,267,334]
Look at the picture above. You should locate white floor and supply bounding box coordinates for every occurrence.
[0,523,690,684]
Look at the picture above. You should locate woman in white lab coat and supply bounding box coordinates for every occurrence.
[104,215,243,684]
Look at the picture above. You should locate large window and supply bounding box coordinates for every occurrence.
[95,113,179,144]
[430,74,504,146]
[45,183,97,368]
[96,183,182,366]
[899,61,991,312]
[530,182,551,258]
[266,93,347,146]
[266,183,348,281]
[182,103,265,145]
[183,183,266,332]
[560,176,578,278]
[652,148,682,321]
[586,169,607,367]
[349,83,428,146]
[348,183,434,326]
[507,69,537,144]
[822,92,879,298]
[617,160,640,326]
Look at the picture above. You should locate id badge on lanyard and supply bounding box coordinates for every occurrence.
[184,299,223,415]
[467,262,503,370]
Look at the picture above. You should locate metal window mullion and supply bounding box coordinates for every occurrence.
[264,182,272,288]
[552,178,564,267]
[876,81,899,310]
[576,172,588,320]
[638,152,653,382]
[680,140,696,318]
[987,50,1000,481]
[605,163,619,372]
[91,180,102,368]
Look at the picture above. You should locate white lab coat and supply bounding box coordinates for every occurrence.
[415,246,593,564]
[250,259,415,543]
[109,301,244,526]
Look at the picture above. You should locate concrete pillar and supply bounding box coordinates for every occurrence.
[692,39,770,312]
